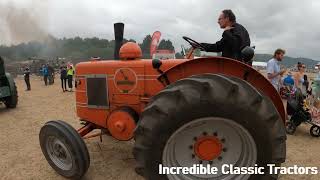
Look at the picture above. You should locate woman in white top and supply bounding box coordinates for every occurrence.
[293,63,306,95]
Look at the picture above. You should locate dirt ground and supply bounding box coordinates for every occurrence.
[0,76,319,180]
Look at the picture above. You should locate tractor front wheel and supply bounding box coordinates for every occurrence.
[133,74,286,180]
[5,82,18,108]
[39,120,90,179]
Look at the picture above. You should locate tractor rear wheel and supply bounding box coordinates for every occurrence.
[39,120,90,179]
[133,74,286,180]
[5,82,18,108]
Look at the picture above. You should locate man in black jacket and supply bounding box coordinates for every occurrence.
[48,64,55,85]
[23,66,31,91]
[201,9,251,63]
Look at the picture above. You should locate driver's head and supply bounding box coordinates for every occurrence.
[218,9,236,28]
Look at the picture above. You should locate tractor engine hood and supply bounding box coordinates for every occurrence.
[75,58,188,76]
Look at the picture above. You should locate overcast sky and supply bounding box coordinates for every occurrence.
[1,0,320,60]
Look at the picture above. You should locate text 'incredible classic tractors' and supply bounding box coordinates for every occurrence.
[39,23,286,180]
[0,56,18,109]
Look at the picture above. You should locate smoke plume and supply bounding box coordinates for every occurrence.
[0,1,49,45]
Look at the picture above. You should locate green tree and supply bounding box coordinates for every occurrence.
[158,39,175,51]
[0,35,180,61]
[139,35,152,58]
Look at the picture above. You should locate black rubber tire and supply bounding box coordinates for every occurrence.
[133,74,286,180]
[286,122,296,135]
[39,120,90,179]
[310,125,320,137]
[5,82,18,108]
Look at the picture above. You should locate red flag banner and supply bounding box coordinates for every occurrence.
[150,31,161,57]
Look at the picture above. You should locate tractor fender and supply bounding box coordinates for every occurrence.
[159,57,285,123]
[5,73,17,96]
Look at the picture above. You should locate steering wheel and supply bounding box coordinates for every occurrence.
[182,36,205,50]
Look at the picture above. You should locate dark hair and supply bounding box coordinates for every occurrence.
[303,74,309,89]
[222,9,236,23]
[273,48,285,57]
[297,62,304,70]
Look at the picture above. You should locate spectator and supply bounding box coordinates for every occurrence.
[48,65,55,85]
[42,64,49,86]
[283,72,294,87]
[60,64,67,92]
[309,99,320,124]
[293,62,306,95]
[267,48,286,92]
[67,65,74,92]
[23,66,31,91]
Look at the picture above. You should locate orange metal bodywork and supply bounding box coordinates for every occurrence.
[119,42,142,60]
[106,108,137,140]
[75,56,285,132]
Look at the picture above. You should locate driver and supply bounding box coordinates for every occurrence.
[200,9,251,63]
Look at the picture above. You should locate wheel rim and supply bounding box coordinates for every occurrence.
[46,136,73,171]
[312,126,320,136]
[163,117,257,180]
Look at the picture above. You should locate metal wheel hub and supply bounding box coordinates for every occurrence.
[312,126,320,134]
[46,136,73,171]
[163,117,257,180]
[194,136,222,161]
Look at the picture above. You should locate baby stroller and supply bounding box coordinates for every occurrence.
[286,88,320,137]
[280,85,294,100]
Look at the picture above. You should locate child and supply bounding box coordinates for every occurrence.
[309,99,320,124]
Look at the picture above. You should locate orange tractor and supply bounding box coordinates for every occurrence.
[39,23,286,180]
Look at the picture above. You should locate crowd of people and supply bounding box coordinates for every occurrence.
[268,53,310,98]
[40,64,55,86]
[60,63,75,92]
[23,62,75,92]
[266,49,320,124]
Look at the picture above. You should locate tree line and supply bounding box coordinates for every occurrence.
[0,35,181,62]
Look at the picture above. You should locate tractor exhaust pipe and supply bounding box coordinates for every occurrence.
[114,23,124,60]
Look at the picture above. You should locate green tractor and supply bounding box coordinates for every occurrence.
[0,57,18,108]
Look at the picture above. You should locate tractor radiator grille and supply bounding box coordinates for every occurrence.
[86,75,109,109]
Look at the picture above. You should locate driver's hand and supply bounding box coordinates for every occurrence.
[224,26,234,31]
[199,43,207,51]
